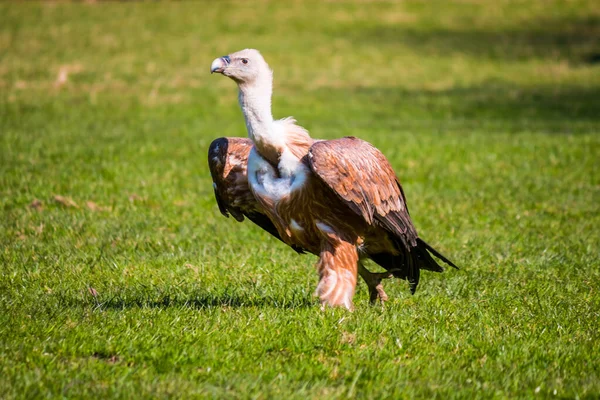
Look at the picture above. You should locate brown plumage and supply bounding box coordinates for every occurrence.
[209,49,458,309]
[208,137,304,253]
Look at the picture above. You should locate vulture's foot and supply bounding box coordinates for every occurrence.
[358,264,398,304]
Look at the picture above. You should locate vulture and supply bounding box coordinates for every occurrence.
[209,49,457,310]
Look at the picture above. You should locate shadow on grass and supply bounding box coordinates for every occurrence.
[304,83,600,132]
[343,15,600,63]
[71,290,316,311]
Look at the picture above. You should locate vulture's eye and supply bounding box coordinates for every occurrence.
[241,58,249,64]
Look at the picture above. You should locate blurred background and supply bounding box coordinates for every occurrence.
[2,0,598,257]
[3,1,599,130]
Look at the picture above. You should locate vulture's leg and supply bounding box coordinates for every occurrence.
[358,263,397,304]
[316,240,358,311]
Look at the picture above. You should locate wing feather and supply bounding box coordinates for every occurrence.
[308,137,418,249]
[208,137,304,253]
[208,137,255,221]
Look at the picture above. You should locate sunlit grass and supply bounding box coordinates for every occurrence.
[1,1,599,398]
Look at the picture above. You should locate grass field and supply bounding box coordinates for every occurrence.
[1,1,599,398]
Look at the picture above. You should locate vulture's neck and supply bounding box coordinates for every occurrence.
[238,77,282,165]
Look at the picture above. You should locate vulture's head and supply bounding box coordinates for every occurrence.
[210,49,272,86]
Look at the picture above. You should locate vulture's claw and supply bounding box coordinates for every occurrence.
[358,264,400,304]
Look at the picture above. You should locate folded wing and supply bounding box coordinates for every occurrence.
[208,137,304,253]
[308,137,458,293]
[308,136,418,249]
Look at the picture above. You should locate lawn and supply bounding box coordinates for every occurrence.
[1,1,599,398]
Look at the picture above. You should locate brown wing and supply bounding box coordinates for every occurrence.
[208,137,304,253]
[309,137,458,293]
[307,136,418,250]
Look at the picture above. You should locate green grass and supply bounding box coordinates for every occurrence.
[1,1,599,398]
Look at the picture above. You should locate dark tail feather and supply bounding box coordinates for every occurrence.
[369,242,421,294]
[407,251,420,294]
[416,238,459,270]
[369,238,457,294]
[408,239,458,293]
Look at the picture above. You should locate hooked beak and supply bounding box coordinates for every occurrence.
[210,55,230,74]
